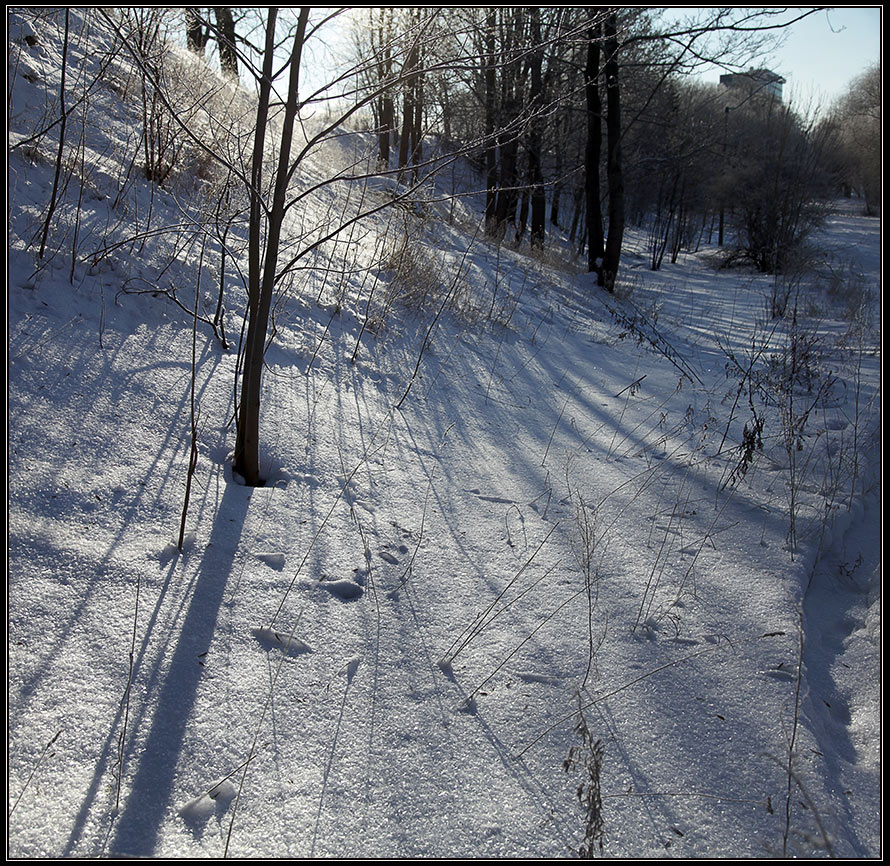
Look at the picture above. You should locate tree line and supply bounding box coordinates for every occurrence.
[192,6,877,484]
[13,8,879,489]
[338,7,878,280]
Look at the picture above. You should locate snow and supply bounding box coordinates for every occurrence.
[7,9,881,859]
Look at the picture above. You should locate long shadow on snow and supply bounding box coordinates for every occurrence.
[389,286,810,850]
[62,552,181,856]
[10,342,224,732]
[109,479,250,857]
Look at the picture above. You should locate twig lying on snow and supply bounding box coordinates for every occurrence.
[9,729,62,818]
[440,521,560,667]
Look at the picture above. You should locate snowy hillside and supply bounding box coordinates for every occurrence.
[7,9,881,859]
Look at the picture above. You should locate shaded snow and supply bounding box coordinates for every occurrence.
[7,8,881,860]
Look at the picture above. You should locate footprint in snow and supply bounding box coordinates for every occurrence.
[319,578,364,600]
[340,656,361,683]
[515,671,562,686]
[257,551,286,570]
[251,627,312,655]
[466,487,515,504]
[762,666,795,683]
[179,776,237,824]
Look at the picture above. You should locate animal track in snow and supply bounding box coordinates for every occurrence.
[318,578,364,600]
[179,776,237,822]
[378,544,409,565]
[251,627,313,655]
[256,551,286,570]
[468,487,516,504]
[762,665,795,683]
[515,671,562,686]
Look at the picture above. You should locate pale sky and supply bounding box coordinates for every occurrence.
[699,7,882,105]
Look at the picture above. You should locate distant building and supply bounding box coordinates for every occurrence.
[719,68,785,101]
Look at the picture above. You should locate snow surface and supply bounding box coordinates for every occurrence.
[7,9,882,859]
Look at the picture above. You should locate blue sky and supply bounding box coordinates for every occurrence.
[701,7,882,104]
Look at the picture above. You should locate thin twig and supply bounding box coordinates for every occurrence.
[9,729,62,818]
[442,521,560,665]
[517,641,723,757]
[542,393,571,467]
[399,424,454,587]
[782,623,805,857]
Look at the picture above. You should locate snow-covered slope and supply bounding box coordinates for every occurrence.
[8,9,881,858]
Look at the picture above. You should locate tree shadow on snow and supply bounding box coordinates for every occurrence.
[108,478,251,857]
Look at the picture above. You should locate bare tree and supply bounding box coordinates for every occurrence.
[231,8,476,484]
[727,95,836,276]
[599,12,625,292]
[833,64,881,215]
[234,7,310,485]
[370,8,396,169]
[185,8,208,55]
[37,9,70,259]
[213,7,239,79]
[584,14,605,276]
[183,7,239,78]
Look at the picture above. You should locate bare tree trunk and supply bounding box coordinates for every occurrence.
[379,93,394,168]
[374,8,394,169]
[214,7,238,78]
[398,13,419,175]
[494,112,519,240]
[410,48,424,180]
[243,10,275,344]
[39,8,69,260]
[550,110,566,228]
[185,8,208,55]
[494,8,523,240]
[584,18,604,275]
[439,76,452,143]
[569,183,583,244]
[601,12,624,292]
[235,8,312,486]
[514,184,529,246]
[484,9,498,234]
[528,7,546,249]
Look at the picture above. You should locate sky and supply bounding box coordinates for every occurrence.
[725,7,882,104]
